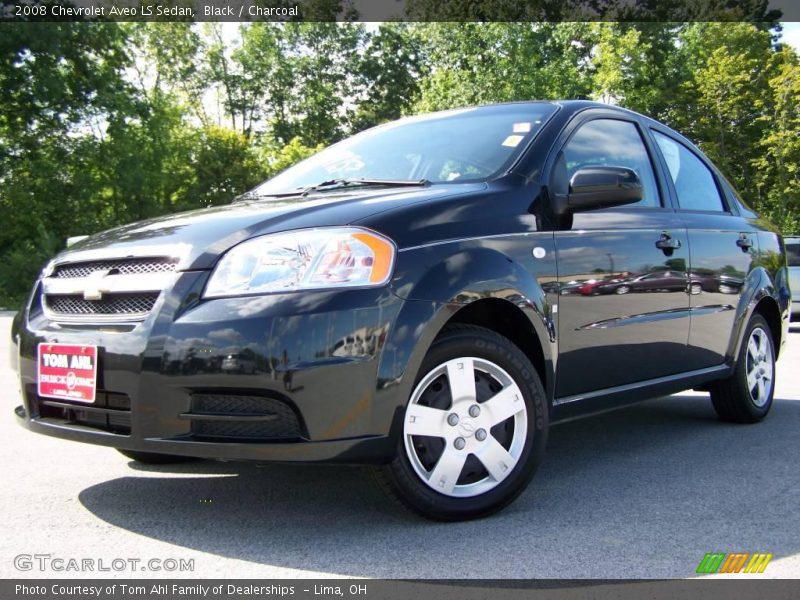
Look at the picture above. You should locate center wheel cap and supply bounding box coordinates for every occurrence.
[457,418,476,438]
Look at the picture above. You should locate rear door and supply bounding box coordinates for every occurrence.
[551,113,692,399]
[649,129,758,367]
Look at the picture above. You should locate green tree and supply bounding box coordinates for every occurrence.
[128,23,211,126]
[279,22,365,145]
[2,19,799,306]
[0,23,131,305]
[350,23,422,130]
[260,136,325,179]
[753,47,800,233]
[670,24,776,214]
[184,126,267,208]
[413,23,594,112]
[591,22,686,120]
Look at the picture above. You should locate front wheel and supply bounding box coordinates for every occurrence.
[374,325,548,521]
[709,314,775,423]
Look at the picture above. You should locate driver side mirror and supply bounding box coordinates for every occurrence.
[552,166,643,216]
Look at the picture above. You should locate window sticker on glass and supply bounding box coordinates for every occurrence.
[513,122,532,133]
[502,134,524,147]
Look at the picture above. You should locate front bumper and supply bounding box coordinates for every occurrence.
[15,271,418,464]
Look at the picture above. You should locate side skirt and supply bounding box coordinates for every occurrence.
[550,364,732,424]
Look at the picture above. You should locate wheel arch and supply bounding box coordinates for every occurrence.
[373,245,557,447]
[752,296,782,356]
[446,298,549,396]
[728,266,786,363]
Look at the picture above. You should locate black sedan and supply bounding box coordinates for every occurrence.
[11,101,791,520]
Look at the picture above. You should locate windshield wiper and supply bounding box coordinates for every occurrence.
[299,178,430,196]
[233,178,430,203]
[233,189,311,202]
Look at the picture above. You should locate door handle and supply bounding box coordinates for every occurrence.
[736,234,753,250]
[655,232,681,251]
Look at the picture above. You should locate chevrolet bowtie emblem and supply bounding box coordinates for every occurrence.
[82,269,111,301]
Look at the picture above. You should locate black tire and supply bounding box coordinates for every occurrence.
[709,314,775,423]
[616,285,631,295]
[116,449,196,464]
[374,324,548,521]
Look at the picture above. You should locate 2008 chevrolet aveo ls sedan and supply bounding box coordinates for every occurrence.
[11,101,791,520]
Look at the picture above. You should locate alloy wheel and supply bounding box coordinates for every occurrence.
[745,326,773,408]
[403,357,528,498]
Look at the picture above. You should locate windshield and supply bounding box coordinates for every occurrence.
[254,103,557,195]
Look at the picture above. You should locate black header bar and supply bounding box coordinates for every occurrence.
[2,0,799,23]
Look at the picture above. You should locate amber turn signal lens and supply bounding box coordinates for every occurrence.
[352,231,395,284]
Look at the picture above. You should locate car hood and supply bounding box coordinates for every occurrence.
[52,184,485,270]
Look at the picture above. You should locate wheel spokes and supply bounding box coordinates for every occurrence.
[747,368,758,392]
[474,436,516,483]
[404,356,530,498]
[745,328,773,406]
[405,403,447,438]
[446,358,477,403]
[756,331,768,357]
[748,336,759,363]
[756,376,766,402]
[482,385,525,426]
[427,445,468,495]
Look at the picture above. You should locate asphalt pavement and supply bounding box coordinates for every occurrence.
[1,312,798,579]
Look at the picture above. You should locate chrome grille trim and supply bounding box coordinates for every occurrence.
[42,272,176,296]
[41,255,178,323]
[54,257,178,278]
[45,293,159,317]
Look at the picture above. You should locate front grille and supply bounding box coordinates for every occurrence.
[41,255,176,322]
[54,257,178,279]
[45,293,159,316]
[186,393,305,441]
[33,390,132,434]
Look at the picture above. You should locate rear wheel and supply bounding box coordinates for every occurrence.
[374,325,548,521]
[709,314,775,423]
[116,449,196,464]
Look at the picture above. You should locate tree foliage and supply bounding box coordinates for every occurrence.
[0,21,798,306]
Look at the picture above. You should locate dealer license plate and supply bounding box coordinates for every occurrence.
[37,343,98,403]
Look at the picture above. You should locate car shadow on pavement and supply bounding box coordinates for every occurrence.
[79,395,800,579]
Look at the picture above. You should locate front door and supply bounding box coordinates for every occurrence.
[552,116,692,399]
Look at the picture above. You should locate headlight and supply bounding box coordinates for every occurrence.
[203,227,396,298]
